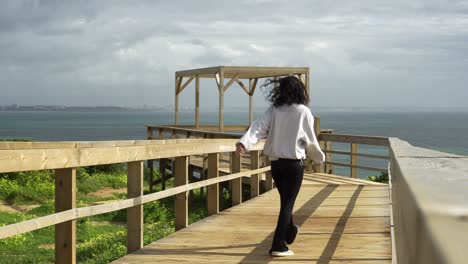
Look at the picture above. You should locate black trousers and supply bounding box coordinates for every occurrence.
[270,158,304,251]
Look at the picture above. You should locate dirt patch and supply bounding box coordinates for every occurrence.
[38,244,54,250]
[88,221,126,226]
[0,201,40,213]
[88,187,127,198]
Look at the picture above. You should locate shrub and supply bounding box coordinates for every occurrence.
[77,230,127,264]
[77,169,127,194]
[0,170,54,203]
[0,213,34,250]
[367,172,389,183]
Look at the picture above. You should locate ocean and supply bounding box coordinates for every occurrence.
[1,110,467,178]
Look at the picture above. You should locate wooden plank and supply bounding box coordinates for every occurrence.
[325,141,334,174]
[325,161,388,173]
[207,153,219,215]
[215,73,221,91]
[146,127,153,140]
[320,134,389,147]
[148,160,154,192]
[176,66,308,79]
[323,149,390,160]
[250,151,260,198]
[219,70,224,131]
[176,66,220,78]
[175,75,181,126]
[152,124,247,134]
[312,116,323,172]
[306,67,310,107]
[223,73,239,92]
[55,168,76,264]
[231,152,242,205]
[178,76,195,94]
[0,139,267,173]
[175,156,188,230]
[223,66,308,79]
[236,79,250,94]
[264,156,273,191]
[351,144,358,178]
[111,177,390,263]
[251,78,258,94]
[127,161,144,253]
[160,159,167,190]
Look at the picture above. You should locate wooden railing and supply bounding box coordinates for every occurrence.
[146,125,243,140]
[318,133,390,178]
[0,139,271,264]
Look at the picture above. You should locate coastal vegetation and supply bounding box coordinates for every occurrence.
[0,164,209,263]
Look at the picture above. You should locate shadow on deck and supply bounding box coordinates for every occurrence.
[112,173,391,263]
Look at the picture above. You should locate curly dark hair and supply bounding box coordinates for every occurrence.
[262,76,309,107]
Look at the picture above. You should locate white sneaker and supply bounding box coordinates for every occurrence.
[270,250,295,257]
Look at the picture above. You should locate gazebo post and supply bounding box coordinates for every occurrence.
[248,78,258,124]
[306,68,310,107]
[175,75,180,126]
[218,69,225,131]
[195,75,200,129]
[249,79,253,124]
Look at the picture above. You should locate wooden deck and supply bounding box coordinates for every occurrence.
[113,173,391,263]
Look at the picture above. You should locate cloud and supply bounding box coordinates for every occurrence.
[0,0,467,108]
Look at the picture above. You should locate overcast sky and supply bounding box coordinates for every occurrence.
[1,0,468,110]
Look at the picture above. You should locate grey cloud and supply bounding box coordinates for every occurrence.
[0,0,467,108]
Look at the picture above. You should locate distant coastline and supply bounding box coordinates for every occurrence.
[0,104,173,112]
[1,104,468,113]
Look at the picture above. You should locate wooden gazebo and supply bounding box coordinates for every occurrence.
[174,66,309,131]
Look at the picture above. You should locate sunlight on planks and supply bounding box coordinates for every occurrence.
[112,173,391,263]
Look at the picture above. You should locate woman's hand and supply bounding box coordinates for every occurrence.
[235,143,245,156]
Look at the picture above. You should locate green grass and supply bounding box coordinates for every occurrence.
[367,172,389,183]
[0,167,221,264]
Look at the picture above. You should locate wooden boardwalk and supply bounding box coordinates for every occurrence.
[113,173,391,263]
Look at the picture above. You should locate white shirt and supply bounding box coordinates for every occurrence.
[238,104,325,164]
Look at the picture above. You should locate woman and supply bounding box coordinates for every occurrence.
[235,76,325,257]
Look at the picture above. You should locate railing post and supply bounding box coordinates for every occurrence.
[264,156,273,191]
[148,160,154,193]
[325,141,333,174]
[158,128,164,139]
[250,150,260,198]
[147,127,153,140]
[207,153,219,215]
[55,168,76,264]
[127,161,144,253]
[159,159,167,191]
[312,116,323,172]
[147,127,154,191]
[351,143,358,178]
[175,156,188,230]
[231,152,242,205]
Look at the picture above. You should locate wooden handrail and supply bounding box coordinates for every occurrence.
[147,125,242,139]
[0,139,264,173]
[324,161,387,173]
[319,133,389,146]
[322,149,390,160]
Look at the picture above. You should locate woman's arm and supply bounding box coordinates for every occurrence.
[237,106,273,152]
[303,109,325,164]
